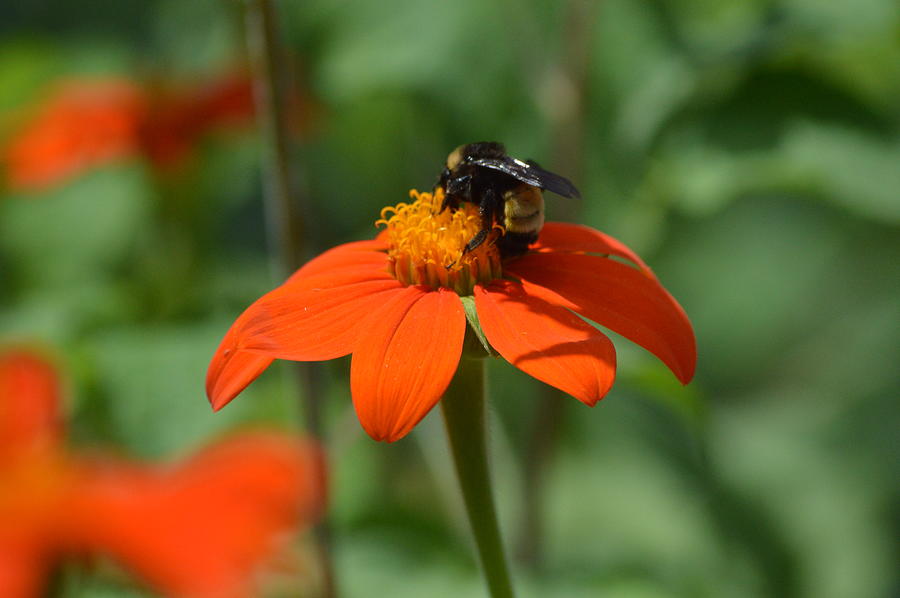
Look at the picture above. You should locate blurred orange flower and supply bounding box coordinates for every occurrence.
[139,72,256,171]
[0,348,324,598]
[2,72,258,191]
[2,79,144,191]
[207,190,696,442]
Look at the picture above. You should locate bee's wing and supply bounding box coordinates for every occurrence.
[470,158,581,198]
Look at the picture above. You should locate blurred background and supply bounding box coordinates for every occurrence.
[1,0,897,596]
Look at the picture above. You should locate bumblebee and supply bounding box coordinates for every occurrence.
[435,141,580,260]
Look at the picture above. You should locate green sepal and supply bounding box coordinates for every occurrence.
[459,295,496,357]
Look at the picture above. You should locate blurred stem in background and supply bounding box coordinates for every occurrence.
[517,0,597,570]
[244,0,303,270]
[442,356,516,598]
[243,1,336,596]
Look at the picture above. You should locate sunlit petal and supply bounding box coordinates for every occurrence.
[206,261,399,409]
[475,280,616,405]
[205,323,274,411]
[532,222,654,276]
[508,253,696,383]
[241,279,406,359]
[351,287,465,442]
[286,241,389,283]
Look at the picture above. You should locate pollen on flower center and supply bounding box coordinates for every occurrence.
[376,189,503,295]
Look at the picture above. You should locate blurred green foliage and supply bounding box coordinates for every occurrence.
[1,0,897,596]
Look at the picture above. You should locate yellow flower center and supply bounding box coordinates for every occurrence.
[376,189,503,295]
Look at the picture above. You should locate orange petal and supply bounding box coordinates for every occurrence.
[240,278,406,359]
[66,434,323,598]
[286,242,389,283]
[507,253,696,384]
[0,350,61,456]
[351,287,465,442]
[206,257,396,410]
[206,326,274,411]
[475,280,616,405]
[532,222,654,276]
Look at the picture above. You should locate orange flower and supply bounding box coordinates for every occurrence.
[2,72,259,190]
[0,349,324,598]
[2,78,145,191]
[139,72,256,171]
[207,190,696,442]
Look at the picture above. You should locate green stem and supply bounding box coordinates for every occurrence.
[441,357,516,598]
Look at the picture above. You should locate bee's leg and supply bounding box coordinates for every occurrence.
[445,225,490,269]
[461,192,498,255]
[462,228,490,255]
[445,187,498,269]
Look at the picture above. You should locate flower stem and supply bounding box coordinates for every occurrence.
[441,357,515,598]
[244,0,303,274]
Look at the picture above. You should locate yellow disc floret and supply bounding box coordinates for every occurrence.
[376,189,503,295]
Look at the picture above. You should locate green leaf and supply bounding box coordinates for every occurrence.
[459,295,494,357]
